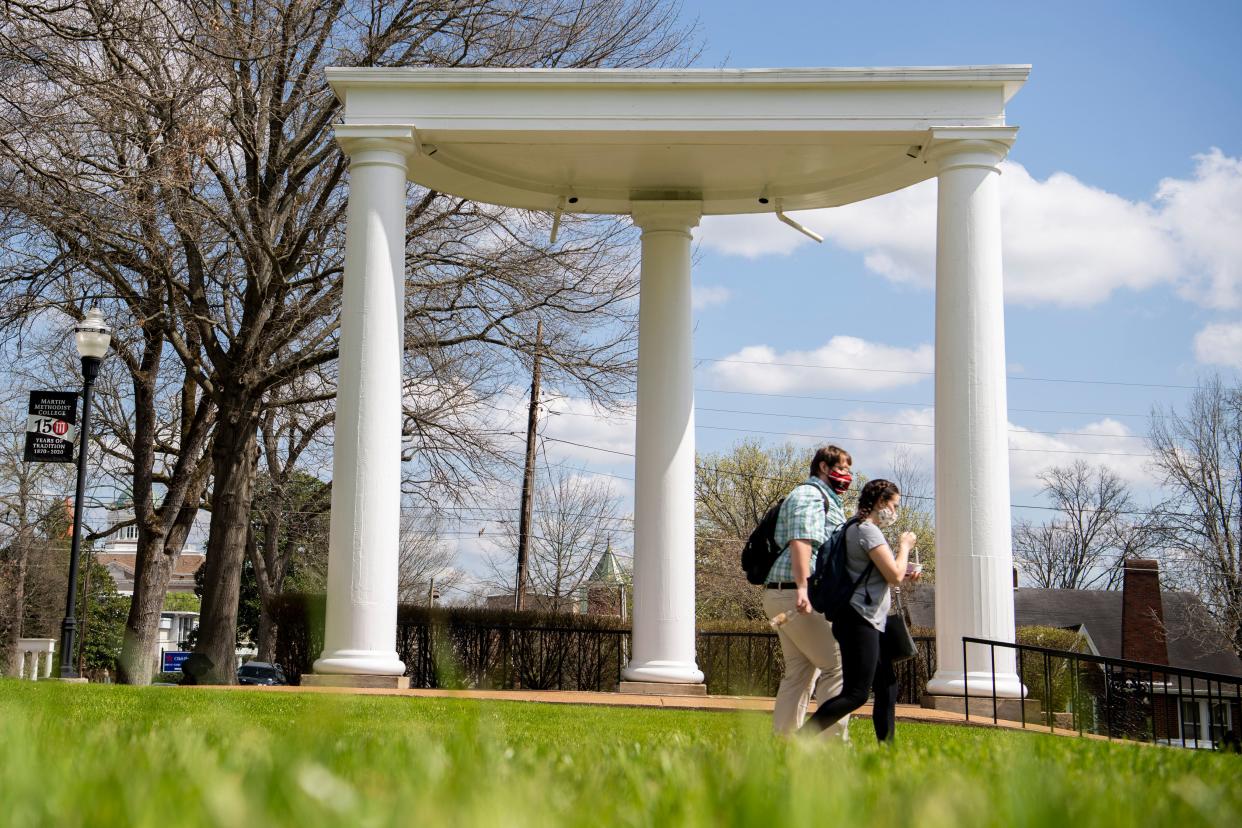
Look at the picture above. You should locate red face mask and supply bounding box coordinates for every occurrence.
[826,469,852,493]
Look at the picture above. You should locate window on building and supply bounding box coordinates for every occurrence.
[1209,701,1232,745]
[1180,699,1200,742]
[1180,698,1235,745]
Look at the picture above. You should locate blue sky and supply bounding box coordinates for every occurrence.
[482,0,1242,586]
[675,0,1242,491]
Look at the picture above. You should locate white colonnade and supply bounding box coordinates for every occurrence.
[926,134,1022,698]
[311,126,412,682]
[309,135,1026,693]
[308,68,1030,699]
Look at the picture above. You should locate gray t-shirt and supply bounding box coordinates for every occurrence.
[844,520,892,631]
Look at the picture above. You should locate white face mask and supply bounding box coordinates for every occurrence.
[875,507,897,528]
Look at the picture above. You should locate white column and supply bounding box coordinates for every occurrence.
[314,127,413,677]
[622,200,704,685]
[925,136,1024,699]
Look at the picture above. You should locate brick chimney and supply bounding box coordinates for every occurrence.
[1121,559,1168,665]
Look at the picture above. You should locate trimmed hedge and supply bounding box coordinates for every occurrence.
[270,594,631,689]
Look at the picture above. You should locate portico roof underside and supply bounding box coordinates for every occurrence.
[326,66,1030,215]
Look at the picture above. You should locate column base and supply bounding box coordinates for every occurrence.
[926,670,1025,699]
[46,677,89,684]
[619,681,707,697]
[622,660,704,684]
[313,650,406,677]
[921,693,1041,724]
[300,673,411,690]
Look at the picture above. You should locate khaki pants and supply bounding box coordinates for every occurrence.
[763,589,850,739]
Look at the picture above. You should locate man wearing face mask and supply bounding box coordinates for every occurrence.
[762,445,854,736]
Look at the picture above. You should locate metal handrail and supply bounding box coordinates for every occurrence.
[960,635,1242,750]
[964,636,1242,684]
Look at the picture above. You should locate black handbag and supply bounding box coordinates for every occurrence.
[882,588,918,664]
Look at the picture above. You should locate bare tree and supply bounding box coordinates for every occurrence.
[887,447,936,580]
[0,0,694,681]
[1013,460,1158,590]
[1149,375,1242,655]
[398,511,461,605]
[246,394,333,662]
[489,464,627,606]
[695,440,805,621]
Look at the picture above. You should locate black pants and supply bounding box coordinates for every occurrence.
[804,607,899,742]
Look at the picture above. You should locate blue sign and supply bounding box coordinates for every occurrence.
[162,651,191,672]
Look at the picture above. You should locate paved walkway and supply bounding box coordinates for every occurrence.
[208,683,1093,738]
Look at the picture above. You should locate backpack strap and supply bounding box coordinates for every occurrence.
[775,483,831,554]
[842,517,877,606]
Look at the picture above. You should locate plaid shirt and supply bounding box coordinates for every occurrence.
[766,477,846,584]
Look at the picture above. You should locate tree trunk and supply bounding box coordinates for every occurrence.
[195,401,260,684]
[256,606,278,664]
[117,348,212,685]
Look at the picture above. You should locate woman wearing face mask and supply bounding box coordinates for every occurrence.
[802,478,918,742]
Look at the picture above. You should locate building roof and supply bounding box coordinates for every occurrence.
[904,583,1242,678]
[587,546,625,585]
[96,551,205,578]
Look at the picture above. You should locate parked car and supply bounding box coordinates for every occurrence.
[236,661,288,686]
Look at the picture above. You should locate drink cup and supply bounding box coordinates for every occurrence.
[906,562,923,577]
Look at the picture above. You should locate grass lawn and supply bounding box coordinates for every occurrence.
[1,680,1239,827]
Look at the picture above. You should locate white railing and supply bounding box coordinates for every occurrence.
[15,638,56,680]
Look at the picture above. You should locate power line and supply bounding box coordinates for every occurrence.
[694,388,1152,420]
[551,406,1148,440]
[540,436,1199,518]
[699,357,1201,391]
[693,425,1153,458]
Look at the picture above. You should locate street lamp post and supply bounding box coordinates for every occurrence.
[58,308,111,680]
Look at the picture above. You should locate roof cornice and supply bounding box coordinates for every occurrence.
[327,65,1031,100]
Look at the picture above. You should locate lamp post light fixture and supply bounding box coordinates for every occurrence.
[58,308,111,680]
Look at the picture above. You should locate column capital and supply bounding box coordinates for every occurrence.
[630,200,702,235]
[333,124,417,165]
[924,126,1019,173]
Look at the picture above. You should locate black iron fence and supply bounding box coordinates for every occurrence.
[962,636,1242,750]
[272,595,939,700]
[399,620,629,691]
[392,618,937,699]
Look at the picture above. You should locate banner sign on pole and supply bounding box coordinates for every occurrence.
[24,390,79,463]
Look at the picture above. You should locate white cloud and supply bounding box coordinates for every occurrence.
[1193,321,1242,370]
[1159,149,1242,309]
[697,150,1242,309]
[705,336,933,393]
[717,403,1152,495]
[691,284,732,310]
[1006,418,1151,493]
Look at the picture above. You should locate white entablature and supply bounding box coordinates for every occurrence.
[325,65,1027,215]
[313,65,1031,700]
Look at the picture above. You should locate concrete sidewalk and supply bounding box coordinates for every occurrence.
[206,683,1093,738]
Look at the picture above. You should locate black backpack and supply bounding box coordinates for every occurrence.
[740,484,826,585]
[808,516,874,621]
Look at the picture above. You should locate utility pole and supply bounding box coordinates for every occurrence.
[514,321,542,611]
